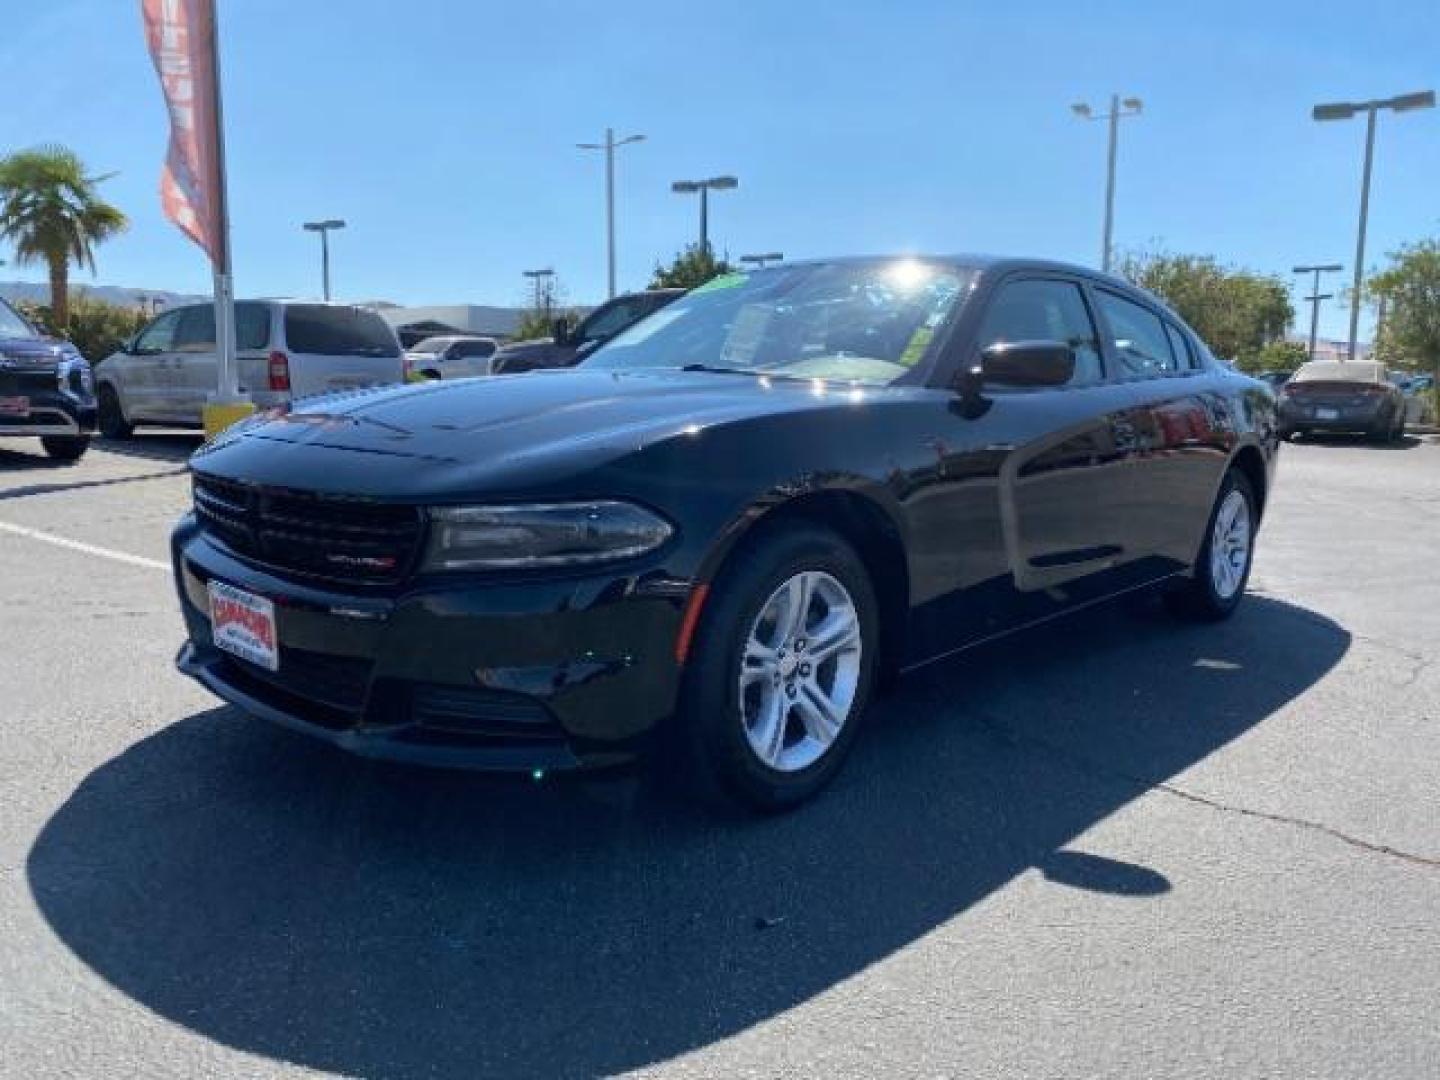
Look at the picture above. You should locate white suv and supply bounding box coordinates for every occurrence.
[96,300,404,436]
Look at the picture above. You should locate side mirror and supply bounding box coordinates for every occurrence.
[954,340,1076,418]
[122,335,139,355]
[552,317,571,346]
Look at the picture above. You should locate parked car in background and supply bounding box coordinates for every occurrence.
[172,255,1275,810]
[96,300,404,436]
[403,335,499,380]
[0,295,96,461]
[1403,373,1436,426]
[490,288,684,374]
[1277,360,1406,442]
[1255,370,1292,389]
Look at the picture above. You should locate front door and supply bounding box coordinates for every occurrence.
[123,308,183,422]
[903,275,1156,660]
[171,304,218,423]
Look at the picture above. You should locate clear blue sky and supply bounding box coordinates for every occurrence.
[3,0,1437,341]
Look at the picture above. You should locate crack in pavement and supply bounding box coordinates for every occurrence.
[973,710,1440,872]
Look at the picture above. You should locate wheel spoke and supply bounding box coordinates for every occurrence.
[783,574,814,641]
[751,690,788,765]
[807,610,860,663]
[796,683,842,746]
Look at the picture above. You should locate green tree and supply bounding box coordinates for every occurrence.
[1243,338,1309,375]
[1367,239,1440,375]
[649,244,733,290]
[1116,250,1293,367]
[0,146,128,329]
[15,293,147,363]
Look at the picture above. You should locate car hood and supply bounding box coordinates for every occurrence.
[194,369,881,498]
[0,336,80,367]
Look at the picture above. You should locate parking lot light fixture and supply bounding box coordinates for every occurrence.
[302,219,346,301]
[1292,263,1343,362]
[671,176,739,255]
[1312,90,1435,361]
[577,129,645,300]
[1071,94,1142,273]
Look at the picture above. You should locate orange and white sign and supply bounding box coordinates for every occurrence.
[141,0,224,264]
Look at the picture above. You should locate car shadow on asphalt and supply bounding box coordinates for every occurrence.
[1294,433,1426,451]
[27,594,1349,1079]
[95,432,204,463]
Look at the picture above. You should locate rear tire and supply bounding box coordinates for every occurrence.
[97,385,133,439]
[671,523,878,812]
[1166,468,1257,622]
[41,435,90,462]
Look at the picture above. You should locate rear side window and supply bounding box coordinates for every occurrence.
[975,278,1104,384]
[283,305,399,357]
[1164,322,1194,369]
[456,340,496,358]
[236,303,271,351]
[1095,290,1179,376]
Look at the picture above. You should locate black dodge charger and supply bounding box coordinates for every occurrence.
[174,256,1278,809]
[0,296,96,461]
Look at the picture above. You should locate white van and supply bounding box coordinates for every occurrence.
[96,299,404,436]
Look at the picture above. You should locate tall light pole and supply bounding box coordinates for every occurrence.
[1071,95,1142,273]
[577,128,645,299]
[671,176,739,254]
[302,219,346,301]
[1313,90,1434,362]
[1292,263,1342,362]
[740,252,784,269]
[523,267,555,321]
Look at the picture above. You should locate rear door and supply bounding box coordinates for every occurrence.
[279,304,404,399]
[1088,287,1229,573]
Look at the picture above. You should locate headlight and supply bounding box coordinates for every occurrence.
[423,500,673,571]
[57,356,93,395]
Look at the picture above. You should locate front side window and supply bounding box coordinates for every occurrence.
[589,260,971,385]
[975,278,1104,384]
[1096,290,1178,377]
[0,299,34,340]
[134,310,181,354]
[174,306,216,353]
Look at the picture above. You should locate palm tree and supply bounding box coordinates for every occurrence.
[0,146,128,329]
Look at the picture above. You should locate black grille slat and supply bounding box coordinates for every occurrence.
[193,473,422,583]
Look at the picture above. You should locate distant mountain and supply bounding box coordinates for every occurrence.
[0,280,206,310]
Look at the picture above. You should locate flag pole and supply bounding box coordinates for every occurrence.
[201,0,251,436]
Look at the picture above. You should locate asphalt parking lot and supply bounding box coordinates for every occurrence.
[2,432,1437,1079]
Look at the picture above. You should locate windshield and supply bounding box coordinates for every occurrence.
[1292,361,1383,384]
[585,260,972,385]
[0,298,36,340]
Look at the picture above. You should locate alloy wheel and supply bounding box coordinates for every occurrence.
[738,570,863,773]
[1209,489,1252,600]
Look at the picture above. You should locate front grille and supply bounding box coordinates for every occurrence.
[410,684,565,741]
[193,472,423,583]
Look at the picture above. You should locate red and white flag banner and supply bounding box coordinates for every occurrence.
[141,0,224,265]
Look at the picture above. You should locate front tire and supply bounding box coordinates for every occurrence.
[97,384,133,439]
[41,435,90,462]
[674,524,878,811]
[1166,469,1257,622]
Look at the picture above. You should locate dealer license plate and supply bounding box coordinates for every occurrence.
[0,396,30,417]
[208,580,279,672]
[1315,407,1339,420]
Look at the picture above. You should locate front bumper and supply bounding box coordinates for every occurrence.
[172,515,689,771]
[0,384,96,437]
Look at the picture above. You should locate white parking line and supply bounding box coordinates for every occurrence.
[0,519,169,573]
